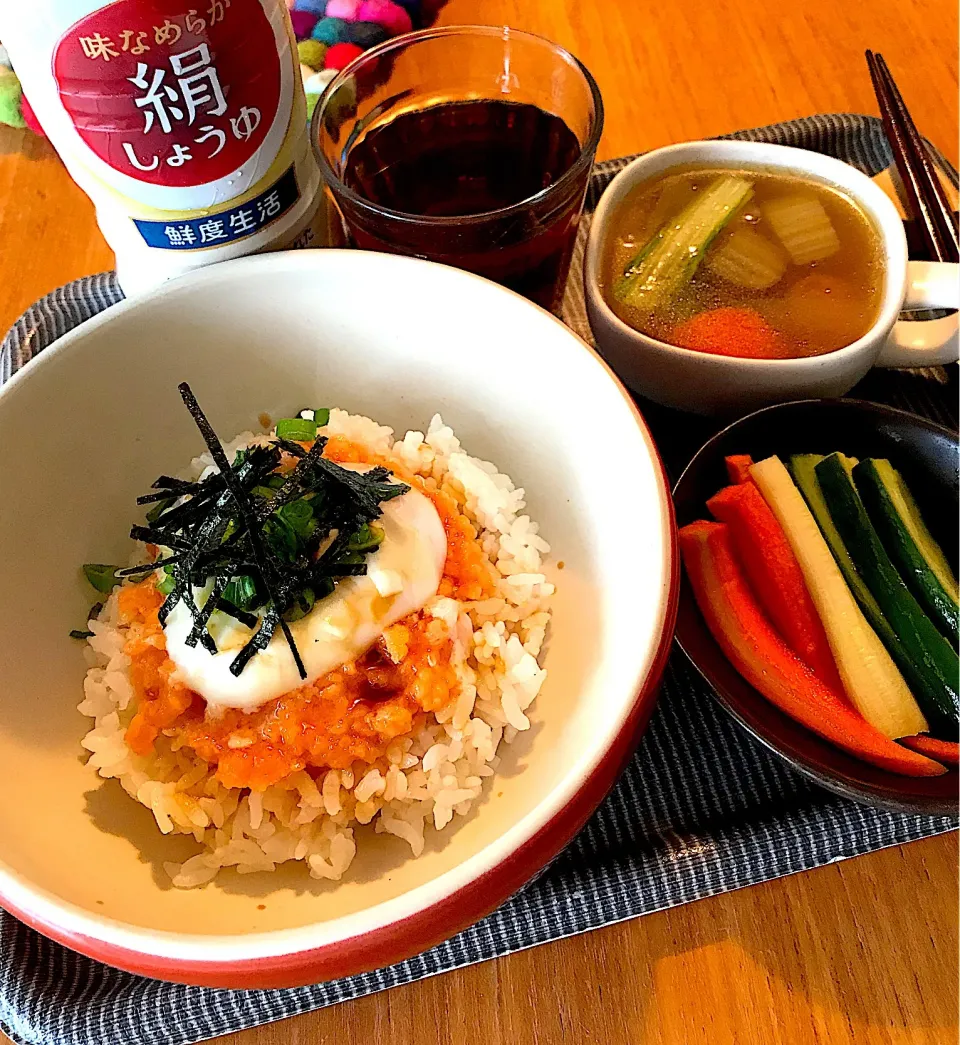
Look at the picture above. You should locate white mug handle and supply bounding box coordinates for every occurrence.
[876,260,959,367]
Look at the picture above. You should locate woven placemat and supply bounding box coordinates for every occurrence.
[1,113,957,1045]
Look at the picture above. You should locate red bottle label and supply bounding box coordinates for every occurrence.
[53,0,283,188]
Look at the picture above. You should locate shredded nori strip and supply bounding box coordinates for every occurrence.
[214,599,258,628]
[128,525,193,550]
[274,437,308,459]
[151,475,202,492]
[70,599,105,641]
[229,606,280,676]
[137,489,182,506]
[157,490,235,628]
[277,615,307,679]
[185,574,228,649]
[176,384,304,676]
[109,382,408,677]
[260,436,328,518]
[116,554,181,577]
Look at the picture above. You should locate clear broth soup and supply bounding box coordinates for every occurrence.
[601,165,884,359]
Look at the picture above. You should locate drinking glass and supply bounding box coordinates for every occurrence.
[312,25,604,313]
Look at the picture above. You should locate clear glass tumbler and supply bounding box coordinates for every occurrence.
[312,25,604,313]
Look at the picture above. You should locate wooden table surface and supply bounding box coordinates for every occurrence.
[0,1,957,1042]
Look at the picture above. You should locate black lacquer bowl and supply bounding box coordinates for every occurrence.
[673,399,959,815]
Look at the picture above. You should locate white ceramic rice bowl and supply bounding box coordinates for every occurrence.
[0,250,677,986]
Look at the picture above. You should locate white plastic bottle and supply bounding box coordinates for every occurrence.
[1,0,325,295]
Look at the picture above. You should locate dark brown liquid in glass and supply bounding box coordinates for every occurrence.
[340,100,587,311]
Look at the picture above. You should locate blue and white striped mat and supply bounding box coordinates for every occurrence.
[1,114,956,1045]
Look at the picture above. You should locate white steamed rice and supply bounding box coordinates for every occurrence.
[78,409,553,887]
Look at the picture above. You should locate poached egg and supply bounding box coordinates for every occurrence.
[162,484,447,711]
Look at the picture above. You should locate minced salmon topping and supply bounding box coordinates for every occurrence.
[322,435,495,602]
[119,438,496,791]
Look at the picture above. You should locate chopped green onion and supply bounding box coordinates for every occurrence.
[278,498,316,539]
[83,563,120,593]
[156,567,176,595]
[264,515,299,560]
[252,485,277,500]
[223,574,259,611]
[298,407,330,427]
[69,629,94,640]
[266,474,286,490]
[276,417,318,441]
[347,522,384,552]
[283,587,316,622]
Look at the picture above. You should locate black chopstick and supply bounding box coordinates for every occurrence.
[865,50,959,264]
[874,53,959,260]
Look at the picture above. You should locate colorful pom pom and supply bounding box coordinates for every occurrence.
[289,9,319,38]
[324,41,364,70]
[345,21,389,48]
[297,38,329,69]
[292,0,327,14]
[0,69,26,130]
[357,0,412,35]
[324,0,362,20]
[390,0,422,24]
[311,16,351,44]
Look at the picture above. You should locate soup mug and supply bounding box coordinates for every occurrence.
[584,140,959,416]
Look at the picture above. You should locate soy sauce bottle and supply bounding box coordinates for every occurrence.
[0,0,325,295]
